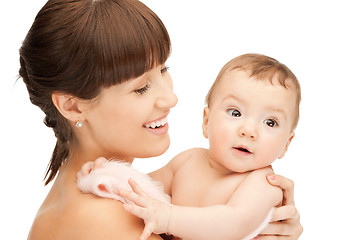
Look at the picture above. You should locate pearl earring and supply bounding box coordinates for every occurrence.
[75,121,83,128]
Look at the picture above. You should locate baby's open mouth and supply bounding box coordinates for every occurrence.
[233,146,252,154]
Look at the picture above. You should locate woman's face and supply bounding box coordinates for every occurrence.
[80,64,178,162]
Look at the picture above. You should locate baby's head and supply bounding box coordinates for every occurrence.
[203,54,301,173]
[206,53,301,130]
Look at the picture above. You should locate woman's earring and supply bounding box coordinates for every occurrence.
[75,121,83,128]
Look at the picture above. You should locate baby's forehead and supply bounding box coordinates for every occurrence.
[228,69,293,86]
[219,70,298,110]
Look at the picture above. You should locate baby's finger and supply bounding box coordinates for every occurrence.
[94,157,107,170]
[118,189,148,207]
[128,178,148,197]
[140,222,157,240]
[123,203,149,219]
[80,161,95,176]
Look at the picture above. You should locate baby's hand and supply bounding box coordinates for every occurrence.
[78,157,108,177]
[118,178,172,240]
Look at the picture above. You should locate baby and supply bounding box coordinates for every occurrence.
[78,53,301,240]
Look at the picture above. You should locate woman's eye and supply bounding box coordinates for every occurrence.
[161,66,169,74]
[227,109,241,117]
[134,84,150,95]
[264,119,278,127]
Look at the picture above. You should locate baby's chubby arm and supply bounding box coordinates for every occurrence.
[79,157,281,240]
[120,167,282,240]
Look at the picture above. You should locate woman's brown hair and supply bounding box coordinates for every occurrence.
[19,0,171,185]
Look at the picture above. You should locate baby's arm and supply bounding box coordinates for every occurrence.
[120,168,282,240]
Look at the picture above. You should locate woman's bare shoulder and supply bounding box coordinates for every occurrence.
[28,193,162,240]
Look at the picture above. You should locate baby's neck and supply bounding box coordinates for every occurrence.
[207,158,238,176]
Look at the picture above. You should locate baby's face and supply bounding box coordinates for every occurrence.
[203,70,297,174]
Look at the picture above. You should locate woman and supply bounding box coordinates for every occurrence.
[19,0,302,239]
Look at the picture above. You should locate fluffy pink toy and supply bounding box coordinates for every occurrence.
[77,160,170,204]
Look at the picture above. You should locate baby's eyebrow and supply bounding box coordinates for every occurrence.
[266,107,287,120]
[222,94,246,104]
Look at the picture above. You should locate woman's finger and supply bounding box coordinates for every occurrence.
[258,221,303,239]
[267,174,295,205]
[271,205,299,222]
[259,215,302,238]
[260,221,291,235]
[255,235,292,240]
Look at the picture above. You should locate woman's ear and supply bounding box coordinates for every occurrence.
[279,131,295,159]
[202,107,210,139]
[52,92,84,123]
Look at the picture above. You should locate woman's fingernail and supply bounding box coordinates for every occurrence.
[267,175,276,181]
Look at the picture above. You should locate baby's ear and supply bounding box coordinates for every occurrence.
[202,107,210,138]
[279,132,295,159]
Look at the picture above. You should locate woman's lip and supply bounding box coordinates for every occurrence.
[143,115,168,127]
[144,122,169,136]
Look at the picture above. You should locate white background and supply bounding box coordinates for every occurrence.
[1,0,359,239]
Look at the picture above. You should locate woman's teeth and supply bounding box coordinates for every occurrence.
[145,117,167,129]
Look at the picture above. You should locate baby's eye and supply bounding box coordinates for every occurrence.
[227,108,241,117]
[264,119,278,127]
[134,84,150,95]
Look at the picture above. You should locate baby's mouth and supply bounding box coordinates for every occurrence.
[233,146,252,154]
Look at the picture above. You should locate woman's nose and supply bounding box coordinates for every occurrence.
[156,79,178,110]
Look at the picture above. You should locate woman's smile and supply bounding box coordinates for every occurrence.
[143,116,169,135]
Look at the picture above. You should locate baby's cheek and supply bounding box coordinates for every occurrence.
[209,126,229,145]
[259,141,283,163]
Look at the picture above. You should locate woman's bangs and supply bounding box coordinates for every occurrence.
[93,0,171,87]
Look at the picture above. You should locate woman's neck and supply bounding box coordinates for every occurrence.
[60,144,135,177]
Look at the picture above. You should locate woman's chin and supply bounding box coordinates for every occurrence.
[138,138,170,158]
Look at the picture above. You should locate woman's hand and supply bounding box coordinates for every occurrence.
[254,174,303,240]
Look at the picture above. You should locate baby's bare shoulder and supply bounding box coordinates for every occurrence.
[169,148,208,169]
[231,167,282,206]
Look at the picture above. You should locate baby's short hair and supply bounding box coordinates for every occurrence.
[206,53,301,129]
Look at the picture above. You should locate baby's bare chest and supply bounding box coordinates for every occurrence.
[171,168,247,207]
